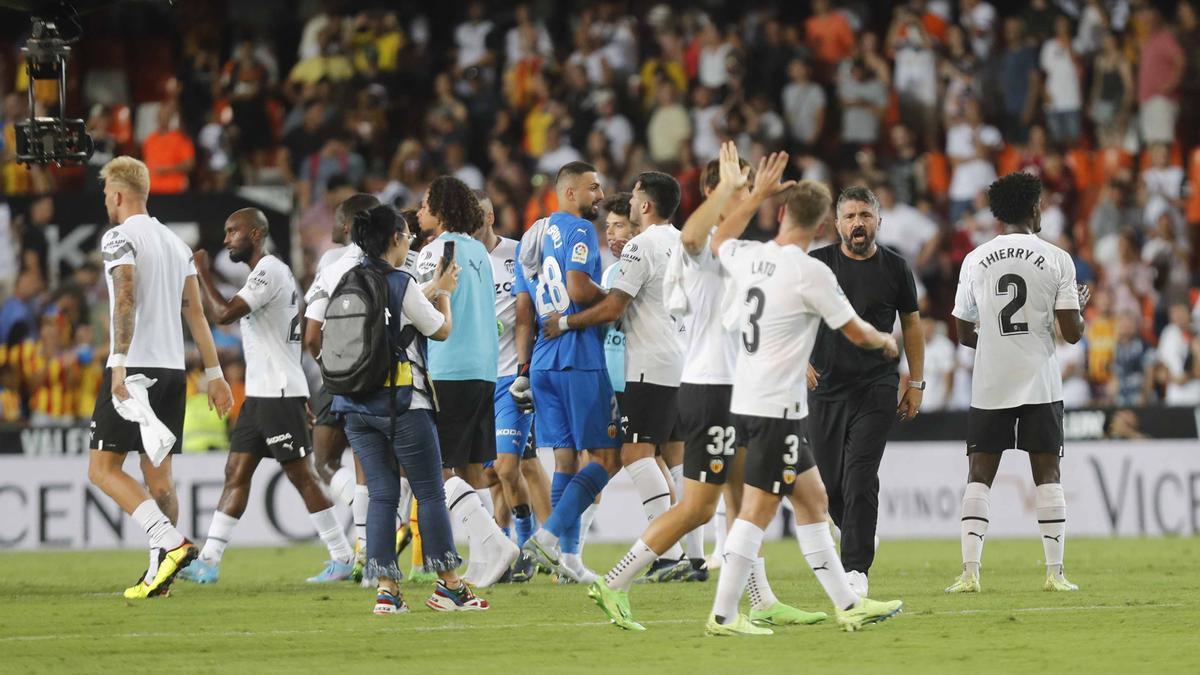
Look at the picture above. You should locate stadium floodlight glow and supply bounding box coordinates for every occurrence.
[13,16,93,166]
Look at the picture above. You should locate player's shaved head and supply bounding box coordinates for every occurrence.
[472,188,494,217]
[229,207,269,234]
[555,160,598,190]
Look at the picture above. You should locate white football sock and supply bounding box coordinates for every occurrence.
[795,521,858,611]
[747,558,779,612]
[711,519,762,624]
[132,499,184,551]
[604,538,659,592]
[330,466,356,507]
[685,525,705,561]
[309,506,353,563]
[711,498,727,563]
[1036,482,1067,576]
[352,484,370,552]
[626,458,682,559]
[477,488,495,517]
[579,503,599,551]
[446,476,500,562]
[668,463,683,503]
[199,511,238,564]
[961,482,991,575]
[397,477,412,525]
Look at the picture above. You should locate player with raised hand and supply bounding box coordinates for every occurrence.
[704,156,904,635]
[515,161,622,577]
[945,172,1088,594]
[182,209,354,584]
[586,143,829,631]
[542,171,691,583]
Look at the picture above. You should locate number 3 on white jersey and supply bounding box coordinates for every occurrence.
[535,257,570,315]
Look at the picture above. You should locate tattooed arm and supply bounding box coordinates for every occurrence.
[109,265,136,401]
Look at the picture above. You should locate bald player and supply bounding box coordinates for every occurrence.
[181,208,355,584]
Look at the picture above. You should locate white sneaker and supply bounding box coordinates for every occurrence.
[474,536,520,588]
[846,570,869,598]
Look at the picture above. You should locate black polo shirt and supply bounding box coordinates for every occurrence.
[808,243,919,400]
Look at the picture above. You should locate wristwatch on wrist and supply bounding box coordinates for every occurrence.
[907,380,926,391]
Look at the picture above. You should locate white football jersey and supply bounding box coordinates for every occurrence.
[236,255,309,398]
[719,240,857,419]
[952,232,1079,409]
[489,236,520,378]
[609,224,684,387]
[304,244,416,324]
[101,214,196,369]
[677,234,738,385]
[315,244,347,275]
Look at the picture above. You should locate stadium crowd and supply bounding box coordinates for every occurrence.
[2,0,1200,428]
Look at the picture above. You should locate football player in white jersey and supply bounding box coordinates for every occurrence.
[704,152,905,635]
[304,193,379,580]
[472,190,540,582]
[544,171,691,583]
[945,172,1088,594]
[88,157,234,599]
[183,209,355,584]
[587,144,831,630]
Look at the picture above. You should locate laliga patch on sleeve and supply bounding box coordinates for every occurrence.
[571,242,589,264]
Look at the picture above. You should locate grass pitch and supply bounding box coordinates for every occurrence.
[2,537,1197,674]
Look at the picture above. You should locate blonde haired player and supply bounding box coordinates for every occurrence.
[86,156,233,598]
[703,155,904,635]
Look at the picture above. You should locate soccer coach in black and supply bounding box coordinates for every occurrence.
[806,184,925,598]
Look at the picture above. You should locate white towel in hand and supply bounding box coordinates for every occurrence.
[112,374,177,467]
[663,241,690,318]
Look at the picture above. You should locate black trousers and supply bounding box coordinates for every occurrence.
[808,385,897,575]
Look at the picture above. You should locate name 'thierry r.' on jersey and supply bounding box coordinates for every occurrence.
[952,233,1080,410]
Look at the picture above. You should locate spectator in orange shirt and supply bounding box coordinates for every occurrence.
[142,106,195,194]
[805,0,856,80]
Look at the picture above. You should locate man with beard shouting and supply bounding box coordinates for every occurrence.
[805,185,925,599]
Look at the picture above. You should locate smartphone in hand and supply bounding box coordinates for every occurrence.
[441,241,456,274]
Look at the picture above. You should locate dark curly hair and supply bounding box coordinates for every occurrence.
[988,172,1042,226]
[426,175,485,234]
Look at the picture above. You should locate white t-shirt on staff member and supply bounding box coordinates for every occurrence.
[718,239,857,420]
[101,214,196,370]
[489,236,520,378]
[952,233,1079,410]
[677,235,738,386]
[608,223,684,387]
[236,255,310,398]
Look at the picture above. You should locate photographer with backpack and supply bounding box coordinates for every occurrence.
[323,204,489,614]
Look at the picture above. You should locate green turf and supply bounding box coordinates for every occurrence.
[2,537,1198,673]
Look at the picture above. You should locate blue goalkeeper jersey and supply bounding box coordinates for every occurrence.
[529,211,606,372]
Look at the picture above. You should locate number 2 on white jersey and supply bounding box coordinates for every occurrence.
[535,257,570,316]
